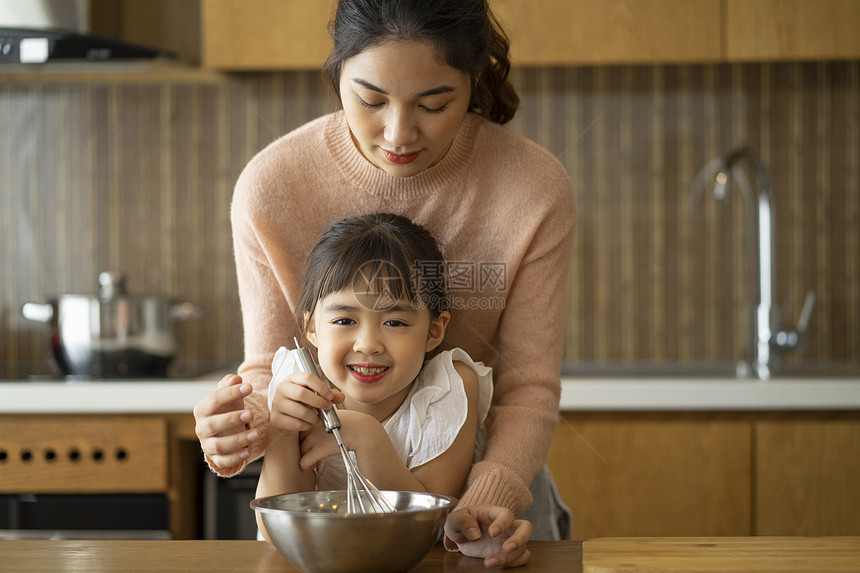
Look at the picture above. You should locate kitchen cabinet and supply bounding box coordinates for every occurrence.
[200,0,333,70]
[0,414,201,539]
[546,412,860,540]
[80,1,860,73]
[91,0,334,71]
[0,416,167,493]
[546,414,752,539]
[725,0,860,61]
[197,0,723,69]
[90,0,202,66]
[492,0,722,66]
[0,0,223,84]
[755,419,860,535]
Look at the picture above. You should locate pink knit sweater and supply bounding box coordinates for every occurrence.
[219,111,575,515]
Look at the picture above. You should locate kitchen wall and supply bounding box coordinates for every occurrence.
[1,61,858,378]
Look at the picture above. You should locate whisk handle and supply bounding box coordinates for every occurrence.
[319,407,342,433]
[293,346,342,433]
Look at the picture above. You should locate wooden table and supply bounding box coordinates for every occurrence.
[3,537,859,572]
[582,537,860,572]
[0,539,581,572]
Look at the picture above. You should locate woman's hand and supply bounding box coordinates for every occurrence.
[193,374,262,469]
[445,506,533,568]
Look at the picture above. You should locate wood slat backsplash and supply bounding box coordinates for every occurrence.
[1,62,858,378]
[508,63,859,364]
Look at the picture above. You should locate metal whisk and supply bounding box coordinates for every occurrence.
[291,339,395,514]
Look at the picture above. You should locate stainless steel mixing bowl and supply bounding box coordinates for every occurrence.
[251,490,452,573]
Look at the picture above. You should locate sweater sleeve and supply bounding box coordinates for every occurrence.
[457,153,576,516]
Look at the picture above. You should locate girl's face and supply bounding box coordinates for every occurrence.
[305,287,449,421]
[339,39,472,177]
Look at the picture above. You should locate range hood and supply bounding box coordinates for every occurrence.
[0,0,170,64]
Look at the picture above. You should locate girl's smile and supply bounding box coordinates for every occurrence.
[348,363,389,382]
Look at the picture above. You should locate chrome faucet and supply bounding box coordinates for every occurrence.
[695,147,815,379]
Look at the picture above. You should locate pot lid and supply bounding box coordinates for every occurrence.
[98,271,126,299]
[54,271,160,301]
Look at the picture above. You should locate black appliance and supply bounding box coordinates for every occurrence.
[0,493,170,540]
[0,27,170,64]
[203,459,262,540]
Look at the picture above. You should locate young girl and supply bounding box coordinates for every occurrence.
[255,213,495,537]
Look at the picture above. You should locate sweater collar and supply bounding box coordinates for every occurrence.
[325,110,480,198]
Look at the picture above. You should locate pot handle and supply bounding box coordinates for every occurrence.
[22,303,54,323]
[169,302,203,322]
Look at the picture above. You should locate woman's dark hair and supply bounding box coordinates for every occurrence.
[298,213,449,336]
[322,0,519,124]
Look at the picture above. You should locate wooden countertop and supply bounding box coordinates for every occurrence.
[0,539,581,572]
[582,537,860,572]
[0,380,218,414]
[3,378,860,414]
[3,537,859,572]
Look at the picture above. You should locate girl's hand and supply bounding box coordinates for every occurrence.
[297,410,380,471]
[445,506,533,569]
[269,372,344,436]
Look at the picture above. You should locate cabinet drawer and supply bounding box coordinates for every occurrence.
[725,0,860,61]
[493,0,722,66]
[201,0,333,69]
[0,416,167,493]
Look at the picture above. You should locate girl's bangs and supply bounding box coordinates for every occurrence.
[318,257,416,309]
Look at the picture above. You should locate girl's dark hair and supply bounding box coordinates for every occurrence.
[298,213,449,335]
[322,0,519,124]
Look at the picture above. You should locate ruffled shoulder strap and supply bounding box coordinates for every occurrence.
[385,348,493,468]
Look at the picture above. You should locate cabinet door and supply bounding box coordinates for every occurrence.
[201,0,334,70]
[90,0,202,65]
[725,0,860,61]
[492,0,721,66]
[756,419,860,535]
[547,414,751,539]
[0,416,168,494]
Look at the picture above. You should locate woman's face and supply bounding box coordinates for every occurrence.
[339,39,472,177]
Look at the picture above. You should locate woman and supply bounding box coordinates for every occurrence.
[193,0,574,567]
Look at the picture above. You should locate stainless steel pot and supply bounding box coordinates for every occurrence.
[22,271,202,378]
